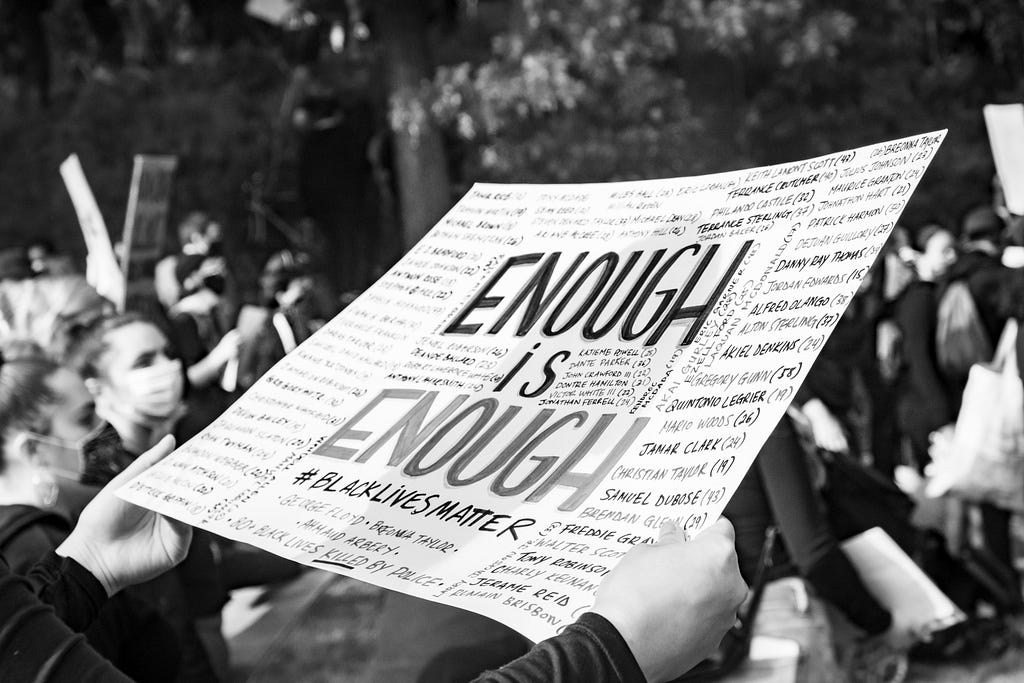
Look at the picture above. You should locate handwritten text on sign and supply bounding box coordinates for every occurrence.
[120,132,944,641]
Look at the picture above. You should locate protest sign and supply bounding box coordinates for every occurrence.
[984,104,1024,215]
[59,154,125,307]
[121,155,177,314]
[122,154,177,273]
[121,131,945,641]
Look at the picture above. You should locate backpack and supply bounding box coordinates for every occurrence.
[936,281,993,379]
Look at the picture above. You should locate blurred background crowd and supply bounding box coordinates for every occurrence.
[7,1,1024,682]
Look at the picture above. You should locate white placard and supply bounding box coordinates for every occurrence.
[984,104,1024,215]
[120,131,945,642]
[59,154,125,307]
[842,528,964,635]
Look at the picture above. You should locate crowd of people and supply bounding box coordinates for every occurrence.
[4,189,1024,682]
[720,200,1024,680]
[0,210,750,682]
[0,210,344,681]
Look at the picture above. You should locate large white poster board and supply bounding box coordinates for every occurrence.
[121,131,945,641]
[60,154,125,307]
[984,104,1024,215]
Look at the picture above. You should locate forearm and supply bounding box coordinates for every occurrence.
[186,354,221,388]
[1,560,128,682]
[470,613,646,683]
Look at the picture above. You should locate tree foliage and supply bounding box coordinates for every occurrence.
[430,0,1024,228]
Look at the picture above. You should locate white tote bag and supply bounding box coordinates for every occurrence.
[926,319,1024,510]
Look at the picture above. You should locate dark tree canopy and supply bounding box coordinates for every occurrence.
[3,0,1024,267]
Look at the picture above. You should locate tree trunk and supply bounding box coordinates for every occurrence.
[376,0,452,250]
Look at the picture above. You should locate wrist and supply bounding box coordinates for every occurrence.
[56,535,119,597]
[591,604,665,682]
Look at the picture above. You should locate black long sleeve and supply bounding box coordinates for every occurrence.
[471,613,646,683]
[893,283,952,422]
[893,282,954,466]
[0,555,129,682]
[24,552,109,633]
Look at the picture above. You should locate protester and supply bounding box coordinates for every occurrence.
[237,249,318,390]
[0,340,96,570]
[723,415,904,680]
[154,212,225,311]
[937,207,1023,614]
[0,273,111,359]
[722,278,903,664]
[166,254,239,442]
[0,436,192,682]
[950,205,1010,343]
[0,339,179,681]
[892,223,958,469]
[69,313,230,681]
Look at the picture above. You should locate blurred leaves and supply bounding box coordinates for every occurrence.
[428,0,858,184]
[428,0,1024,228]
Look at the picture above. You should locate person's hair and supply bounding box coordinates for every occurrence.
[0,340,59,472]
[176,211,213,245]
[67,312,150,381]
[959,203,1002,242]
[262,250,310,298]
[915,222,949,251]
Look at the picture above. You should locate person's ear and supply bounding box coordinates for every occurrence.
[6,431,37,465]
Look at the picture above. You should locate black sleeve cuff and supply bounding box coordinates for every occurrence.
[573,612,647,682]
[26,551,108,632]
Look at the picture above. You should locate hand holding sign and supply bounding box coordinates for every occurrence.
[592,519,747,683]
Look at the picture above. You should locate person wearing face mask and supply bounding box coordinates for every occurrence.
[237,250,319,391]
[167,255,240,444]
[0,340,98,571]
[69,313,230,682]
[154,212,226,311]
[892,223,959,471]
[68,314,186,482]
[0,338,181,682]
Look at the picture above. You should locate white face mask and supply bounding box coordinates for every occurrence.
[101,359,185,428]
[21,431,86,482]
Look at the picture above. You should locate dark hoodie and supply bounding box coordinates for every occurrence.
[0,503,179,681]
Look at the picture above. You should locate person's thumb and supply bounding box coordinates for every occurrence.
[658,520,687,544]
[110,435,176,487]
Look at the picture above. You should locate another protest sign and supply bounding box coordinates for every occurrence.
[120,131,945,642]
[984,104,1024,215]
[122,154,177,269]
[121,155,177,312]
[59,154,125,307]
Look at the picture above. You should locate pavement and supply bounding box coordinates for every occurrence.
[223,571,1024,682]
[223,570,527,682]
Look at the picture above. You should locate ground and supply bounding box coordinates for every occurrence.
[225,570,1024,682]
